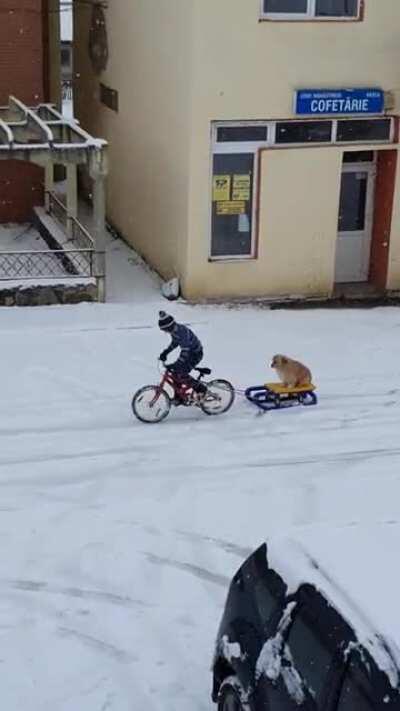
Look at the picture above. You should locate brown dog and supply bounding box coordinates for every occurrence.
[271,354,312,388]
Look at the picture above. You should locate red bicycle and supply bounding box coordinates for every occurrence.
[132,364,235,423]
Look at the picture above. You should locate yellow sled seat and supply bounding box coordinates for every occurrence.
[264,382,316,395]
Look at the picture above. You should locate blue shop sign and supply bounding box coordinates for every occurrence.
[295,89,384,116]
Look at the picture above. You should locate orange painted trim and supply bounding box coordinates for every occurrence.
[369,150,397,290]
[393,117,400,143]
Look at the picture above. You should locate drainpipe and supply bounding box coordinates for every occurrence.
[45,161,54,212]
[89,148,108,302]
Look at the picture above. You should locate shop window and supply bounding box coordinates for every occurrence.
[337,120,392,143]
[343,151,374,163]
[276,121,332,144]
[262,0,359,18]
[217,125,268,143]
[212,120,393,151]
[211,153,255,259]
[338,172,367,232]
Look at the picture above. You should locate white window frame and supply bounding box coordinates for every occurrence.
[260,0,361,21]
[209,137,262,262]
[213,118,394,150]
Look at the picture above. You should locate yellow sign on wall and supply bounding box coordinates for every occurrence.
[232,174,251,201]
[213,175,231,202]
[216,201,246,216]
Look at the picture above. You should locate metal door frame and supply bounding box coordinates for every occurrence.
[336,158,376,282]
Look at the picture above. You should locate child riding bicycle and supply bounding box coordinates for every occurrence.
[158,311,207,400]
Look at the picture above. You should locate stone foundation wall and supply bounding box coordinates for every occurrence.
[0,282,98,307]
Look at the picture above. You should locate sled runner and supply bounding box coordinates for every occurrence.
[245,382,317,412]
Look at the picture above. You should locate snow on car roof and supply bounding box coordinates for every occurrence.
[266,524,400,688]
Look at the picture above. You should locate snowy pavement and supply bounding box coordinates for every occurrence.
[0,223,48,252]
[1,254,400,708]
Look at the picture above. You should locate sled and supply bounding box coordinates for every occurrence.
[245,382,317,412]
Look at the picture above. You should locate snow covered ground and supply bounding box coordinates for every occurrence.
[0,223,48,252]
[1,243,400,709]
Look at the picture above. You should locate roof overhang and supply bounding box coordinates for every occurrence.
[0,96,107,170]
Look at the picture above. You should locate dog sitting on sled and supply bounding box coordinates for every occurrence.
[246,354,317,412]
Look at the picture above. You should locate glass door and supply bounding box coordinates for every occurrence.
[335,162,376,283]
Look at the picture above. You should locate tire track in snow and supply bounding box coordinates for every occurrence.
[145,553,229,587]
[0,579,153,609]
[1,443,400,473]
[175,529,251,558]
[246,446,400,470]
[0,320,207,338]
[0,443,158,469]
[0,421,135,438]
[58,627,134,663]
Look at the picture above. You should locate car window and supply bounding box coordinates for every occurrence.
[253,570,285,630]
[251,545,286,633]
[337,669,374,711]
[337,651,394,711]
[286,612,334,706]
[254,576,277,621]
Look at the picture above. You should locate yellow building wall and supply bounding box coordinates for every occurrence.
[189,0,400,121]
[183,0,400,298]
[74,0,400,298]
[185,147,342,299]
[387,162,400,291]
[74,0,195,280]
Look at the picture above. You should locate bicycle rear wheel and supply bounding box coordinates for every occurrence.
[132,386,171,423]
[200,379,235,416]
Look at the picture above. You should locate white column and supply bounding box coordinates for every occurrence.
[44,161,54,212]
[92,174,106,302]
[66,163,78,237]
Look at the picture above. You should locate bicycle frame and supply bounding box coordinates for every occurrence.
[150,368,198,407]
[132,364,234,423]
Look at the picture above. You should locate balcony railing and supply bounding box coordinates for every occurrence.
[0,191,98,282]
[0,249,94,280]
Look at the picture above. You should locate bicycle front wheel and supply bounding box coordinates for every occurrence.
[132,386,171,423]
[200,379,235,416]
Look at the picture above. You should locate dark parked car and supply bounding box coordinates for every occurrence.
[212,527,400,710]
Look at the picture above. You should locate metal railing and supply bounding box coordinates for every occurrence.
[0,250,94,280]
[47,191,97,276]
[47,191,94,248]
[69,213,95,251]
[47,190,68,230]
[0,191,97,282]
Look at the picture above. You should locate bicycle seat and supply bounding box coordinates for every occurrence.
[195,367,212,376]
